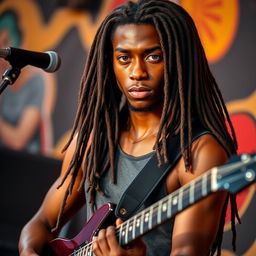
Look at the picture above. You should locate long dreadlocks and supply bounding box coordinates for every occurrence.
[54,1,239,255]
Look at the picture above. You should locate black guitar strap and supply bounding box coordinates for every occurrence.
[115,123,211,220]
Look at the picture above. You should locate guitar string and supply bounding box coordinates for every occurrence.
[70,172,213,255]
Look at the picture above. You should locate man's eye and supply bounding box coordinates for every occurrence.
[147,55,162,62]
[118,56,130,63]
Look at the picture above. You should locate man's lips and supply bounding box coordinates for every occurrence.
[128,85,152,99]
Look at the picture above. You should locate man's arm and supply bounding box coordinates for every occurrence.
[18,136,86,256]
[169,134,229,256]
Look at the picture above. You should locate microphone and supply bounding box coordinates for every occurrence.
[0,47,61,73]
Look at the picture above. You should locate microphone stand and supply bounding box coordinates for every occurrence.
[0,66,21,95]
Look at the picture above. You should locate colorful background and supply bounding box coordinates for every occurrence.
[0,0,255,255]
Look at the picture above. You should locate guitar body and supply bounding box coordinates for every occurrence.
[45,203,116,256]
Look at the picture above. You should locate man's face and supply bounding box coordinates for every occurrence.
[112,24,164,111]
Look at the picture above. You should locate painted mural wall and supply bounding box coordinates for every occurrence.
[0,0,255,255]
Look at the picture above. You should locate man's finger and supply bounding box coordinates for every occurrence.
[115,218,123,227]
[106,226,123,252]
[96,229,111,253]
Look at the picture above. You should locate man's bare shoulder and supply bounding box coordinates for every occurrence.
[192,134,228,168]
[176,134,228,185]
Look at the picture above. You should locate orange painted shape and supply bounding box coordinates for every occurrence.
[181,0,239,63]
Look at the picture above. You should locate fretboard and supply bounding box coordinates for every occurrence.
[116,168,218,246]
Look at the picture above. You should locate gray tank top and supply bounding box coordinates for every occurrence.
[84,146,174,255]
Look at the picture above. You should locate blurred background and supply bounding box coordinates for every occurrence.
[0,0,255,255]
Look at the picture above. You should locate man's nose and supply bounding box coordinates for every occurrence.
[129,59,148,80]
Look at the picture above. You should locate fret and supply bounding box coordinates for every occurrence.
[194,179,202,201]
[118,225,122,245]
[211,167,218,191]
[178,188,183,211]
[121,228,126,245]
[125,219,129,244]
[167,195,172,217]
[162,201,167,212]
[143,211,149,234]
[151,204,158,227]
[202,173,207,196]
[182,185,190,210]
[119,224,125,246]
[157,200,162,224]
[127,220,134,243]
[189,180,195,204]
[135,216,141,237]
[172,195,178,205]
[142,210,150,237]
[132,215,136,239]
[140,212,144,235]
[161,199,168,221]
[144,211,150,223]
[148,206,153,230]
[171,194,178,216]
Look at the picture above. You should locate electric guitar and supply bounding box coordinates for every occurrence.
[46,154,256,256]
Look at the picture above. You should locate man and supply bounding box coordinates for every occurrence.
[19,0,238,255]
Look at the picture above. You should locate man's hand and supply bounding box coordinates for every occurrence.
[92,218,146,256]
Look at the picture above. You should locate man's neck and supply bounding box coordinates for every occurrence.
[119,102,163,156]
[127,103,162,142]
[129,110,160,131]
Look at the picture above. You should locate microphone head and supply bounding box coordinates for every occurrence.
[45,51,61,73]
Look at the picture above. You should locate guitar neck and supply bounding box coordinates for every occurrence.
[116,168,217,247]
[116,154,256,246]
